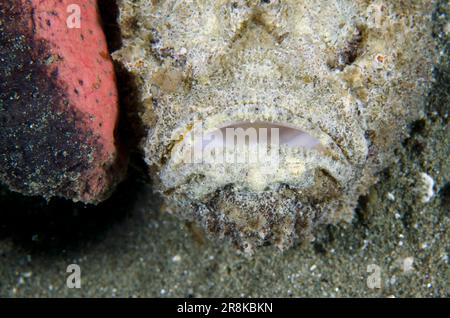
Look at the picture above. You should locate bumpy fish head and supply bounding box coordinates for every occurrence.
[114,0,437,251]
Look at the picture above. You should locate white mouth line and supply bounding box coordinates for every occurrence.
[194,119,351,165]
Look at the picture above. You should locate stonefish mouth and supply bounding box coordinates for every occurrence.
[160,116,353,198]
[201,121,322,150]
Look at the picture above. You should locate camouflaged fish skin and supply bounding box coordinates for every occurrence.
[113,0,438,252]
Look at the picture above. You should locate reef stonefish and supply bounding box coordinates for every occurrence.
[113,0,439,251]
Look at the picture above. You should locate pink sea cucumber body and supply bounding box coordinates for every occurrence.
[0,0,125,203]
